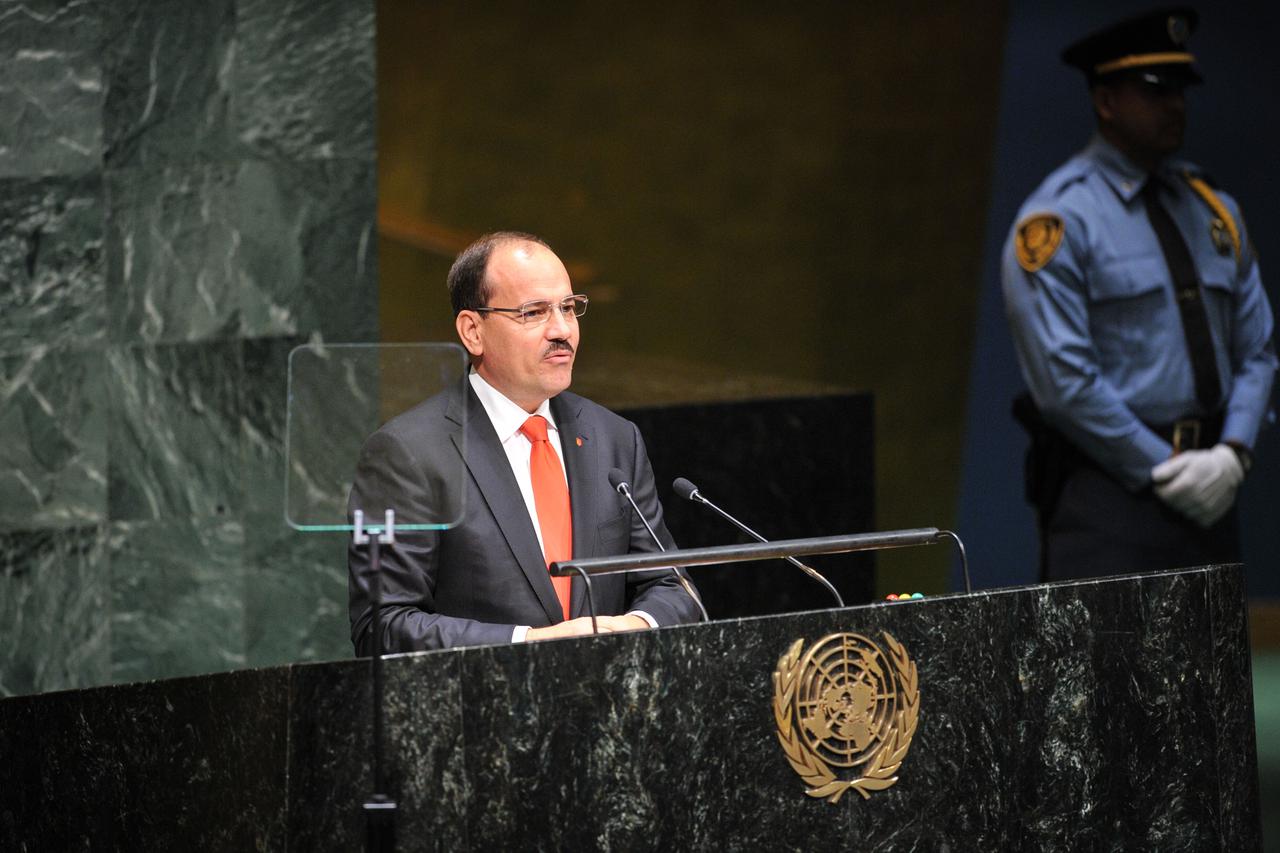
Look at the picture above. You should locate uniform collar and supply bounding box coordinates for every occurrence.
[1085,134,1167,203]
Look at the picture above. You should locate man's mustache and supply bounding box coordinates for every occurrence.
[543,340,574,357]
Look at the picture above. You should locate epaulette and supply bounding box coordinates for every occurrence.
[1180,168,1243,263]
[1044,158,1092,198]
[1175,161,1220,188]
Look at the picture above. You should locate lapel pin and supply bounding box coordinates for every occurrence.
[576,436,584,446]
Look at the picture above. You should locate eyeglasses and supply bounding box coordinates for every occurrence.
[474,294,589,326]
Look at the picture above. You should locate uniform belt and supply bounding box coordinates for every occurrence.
[1146,412,1225,453]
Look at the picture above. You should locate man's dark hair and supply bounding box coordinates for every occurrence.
[447,231,551,315]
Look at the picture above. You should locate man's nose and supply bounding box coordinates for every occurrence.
[545,306,573,337]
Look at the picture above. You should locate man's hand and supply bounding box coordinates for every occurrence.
[525,614,650,641]
[592,614,649,633]
[1151,443,1244,528]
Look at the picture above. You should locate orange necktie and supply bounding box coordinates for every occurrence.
[520,415,573,620]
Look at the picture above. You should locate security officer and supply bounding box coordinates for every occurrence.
[1003,7,1277,580]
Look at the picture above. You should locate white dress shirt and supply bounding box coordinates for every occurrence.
[468,371,655,639]
[468,370,567,557]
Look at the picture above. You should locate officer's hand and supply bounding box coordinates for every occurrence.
[1151,444,1244,528]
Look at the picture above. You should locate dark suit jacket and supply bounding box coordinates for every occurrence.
[347,380,700,653]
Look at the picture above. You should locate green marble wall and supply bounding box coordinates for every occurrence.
[0,0,376,697]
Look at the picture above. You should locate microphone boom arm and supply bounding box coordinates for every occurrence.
[692,491,844,608]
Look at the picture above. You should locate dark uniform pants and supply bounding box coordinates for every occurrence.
[1042,464,1241,582]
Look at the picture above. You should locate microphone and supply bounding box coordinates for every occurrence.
[608,468,708,622]
[672,477,845,608]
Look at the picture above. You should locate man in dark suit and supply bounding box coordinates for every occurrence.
[348,232,701,653]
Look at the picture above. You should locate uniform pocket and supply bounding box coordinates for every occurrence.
[1086,255,1171,366]
[1087,254,1167,301]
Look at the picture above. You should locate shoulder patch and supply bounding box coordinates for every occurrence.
[1015,213,1064,273]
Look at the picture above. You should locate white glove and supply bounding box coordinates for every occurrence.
[1151,443,1244,528]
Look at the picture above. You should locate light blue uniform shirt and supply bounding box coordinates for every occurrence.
[1003,135,1277,490]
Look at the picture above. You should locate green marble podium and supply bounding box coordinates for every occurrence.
[0,564,1260,849]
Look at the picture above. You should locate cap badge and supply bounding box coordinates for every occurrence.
[1167,15,1189,45]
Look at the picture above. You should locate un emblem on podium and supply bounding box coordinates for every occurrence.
[772,632,919,803]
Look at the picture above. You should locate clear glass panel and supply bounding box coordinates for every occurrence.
[284,342,468,532]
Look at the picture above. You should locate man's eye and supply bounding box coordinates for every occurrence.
[521,304,550,322]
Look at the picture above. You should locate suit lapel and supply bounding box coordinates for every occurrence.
[553,394,599,618]
[448,382,563,624]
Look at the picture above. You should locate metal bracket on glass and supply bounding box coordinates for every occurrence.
[352,509,397,546]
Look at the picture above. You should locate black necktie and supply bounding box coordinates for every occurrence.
[1141,178,1222,413]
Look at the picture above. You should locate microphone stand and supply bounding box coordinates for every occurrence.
[610,473,710,622]
[353,509,397,853]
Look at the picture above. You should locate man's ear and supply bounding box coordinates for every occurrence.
[455,311,484,357]
[1091,84,1115,123]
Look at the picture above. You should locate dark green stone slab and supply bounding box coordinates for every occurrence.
[105,164,241,344]
[244,529,349,668]
[0,525,109,698]
[236,159,378,340]
[0,566,1262,849]
[287,654,469,850]
[240,335,360,667]
[107,517,245,684]
[0,175,105,355]
[0,667,289,849]
[0,0,104,178]
[233,0,376,161]
[102,0,235,168]
[0,347,107,529]
[105,340,243,521]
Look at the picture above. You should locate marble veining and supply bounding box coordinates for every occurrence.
[107,517,246,684]
[0,566,1262,850]
[102,0,236,168]
[1,0,379,700]
[0,525,110,697]
[241,337,352,666]
[233,0,376,161]
[244,529,348,667]
[0,175,106,355]
[234,158,378,340]
[0,0,104,178]
[105,341,243,521]
[0,667,290,849]
[0,347,108,528]
[106,164,242,343]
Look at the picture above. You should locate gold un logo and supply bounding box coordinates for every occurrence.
[772,632,920,803]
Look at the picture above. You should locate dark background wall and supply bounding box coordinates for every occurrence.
[958,0,1280,595]
[376,0,1008,599]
